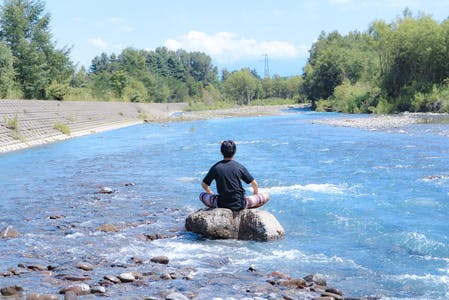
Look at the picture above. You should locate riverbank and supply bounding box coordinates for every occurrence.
[313,112,449,137]
[0,100,301,154]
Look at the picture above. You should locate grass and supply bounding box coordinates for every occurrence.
[54,123,71,135]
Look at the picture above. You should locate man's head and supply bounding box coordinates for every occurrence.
[221,140,236,159]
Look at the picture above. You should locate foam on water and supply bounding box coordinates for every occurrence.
[263,183,347,195]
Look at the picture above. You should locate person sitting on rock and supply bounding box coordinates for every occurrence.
[199,140,269,211]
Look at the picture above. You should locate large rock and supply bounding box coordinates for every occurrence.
[185,208,284,241]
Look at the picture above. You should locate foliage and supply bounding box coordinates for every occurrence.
[222,69,260,105]
[303,10,449,113]
[46,81,70,100]
[0,0,73,99]
[0,41,14,97]
[54,123,70,135]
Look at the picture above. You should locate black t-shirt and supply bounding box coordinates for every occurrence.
[203,159,254,211]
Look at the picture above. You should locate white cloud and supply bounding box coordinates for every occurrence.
[88,37,108,48]
[164,30,306,62]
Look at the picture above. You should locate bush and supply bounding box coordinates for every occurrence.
[46,81,70,100]
[411,85,449,112]
[54,123,71,135]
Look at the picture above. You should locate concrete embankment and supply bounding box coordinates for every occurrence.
[0,100,187,154]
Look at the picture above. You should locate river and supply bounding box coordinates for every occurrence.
[1,108,448,299]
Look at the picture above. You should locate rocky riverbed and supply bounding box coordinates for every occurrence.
[1,221,368,300]
[312,112,449,137]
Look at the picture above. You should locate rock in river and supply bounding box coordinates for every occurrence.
[185,208,285,241]
[1,225,20,238]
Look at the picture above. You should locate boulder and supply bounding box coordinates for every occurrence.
[185,208,284,241]
[1,225,20,238]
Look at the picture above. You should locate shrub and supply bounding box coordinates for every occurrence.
[46,81,70,100]
[54,123,71,135]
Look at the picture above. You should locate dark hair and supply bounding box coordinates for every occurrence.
[221,140,236,158]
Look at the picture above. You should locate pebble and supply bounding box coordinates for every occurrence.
[90,285,106,294]
[165,292,189,300]
[150,255,169,264]
[1,285,24,296]
[279,278,307,288]
[63,275,92,281]
[76,261,94,271]
[96,223,118,232]
[63,291,77,300]
[118,272,136,282]
[321,291,344,300]
[326,287,343,296]
[26,293,60,300]
[99,186,113,194]
[0,225,20,238]
[59,283,90,295]
[104,274,121,284]
[304,273,327,286]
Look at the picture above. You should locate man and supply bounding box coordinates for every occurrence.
[199,140,269,211]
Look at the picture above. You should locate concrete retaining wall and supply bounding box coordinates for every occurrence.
[0,100,186,154]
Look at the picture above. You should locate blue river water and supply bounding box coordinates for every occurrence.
[1,109,449,299]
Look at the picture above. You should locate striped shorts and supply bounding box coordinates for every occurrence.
[199,192,269,209]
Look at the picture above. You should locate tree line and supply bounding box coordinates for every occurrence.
[303,9,449,113]
[0,1,448,113]
[0,0,302,108]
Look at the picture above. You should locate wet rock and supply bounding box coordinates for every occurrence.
[96,223,118,232]
[104,274,121,284]
[99,186,113,194]
[279,278,307,289]
[145,233,173,241]
[165,292,189,300]
[131,271,144,280]
[304,273,327,286]
[118,272,136,282]
[160,273,172,280]
[49,215,64,219]
[185,208,285,241]
[124,182,135,186]
[26,293,60,300]
[1,225,20,238]
[21,264,46,271]
[312,297,335,300]
[76,261,94,271]
[131,256,144,264]
[60,283,90,295]
[64,291,77,300]
[326,287,343,296]
[321,291,344,300]
[63,275,92,281]
[1,285,24,296]
[90,285,106,294]
[150,255,169,264]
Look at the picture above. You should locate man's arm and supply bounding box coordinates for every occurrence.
[251,179,259,195]
[202,181,213,194]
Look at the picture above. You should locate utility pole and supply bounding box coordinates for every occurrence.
[263,54,270,79]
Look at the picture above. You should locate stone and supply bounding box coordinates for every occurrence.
[326,287,343,296]
[118,272,136,282]
[304,273,327,286]
[104,274,121,284]
[165,292,189,300]
[1,285,24,296]
[279,278,307,289]
[64,291,77,300]
[76,261,94,271]
[97,223,118,232]
[321,291,344,300]
[99,187,113,194]
[90,285,106,294]
[60,283,90,295]
[185,208,285,241]
[26,293,60,300]
[1,225,20,238]
[150,255,169,264]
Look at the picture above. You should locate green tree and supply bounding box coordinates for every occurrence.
[0,0,73,99]
[0,41,14,97]
[223,69,258,105]
[110,70,128,98]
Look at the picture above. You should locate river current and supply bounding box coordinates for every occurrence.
[1,109,448,299]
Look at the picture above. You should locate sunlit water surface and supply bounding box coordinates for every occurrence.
[1,109,448,299]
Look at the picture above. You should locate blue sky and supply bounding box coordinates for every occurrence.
[45,0,448,77]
